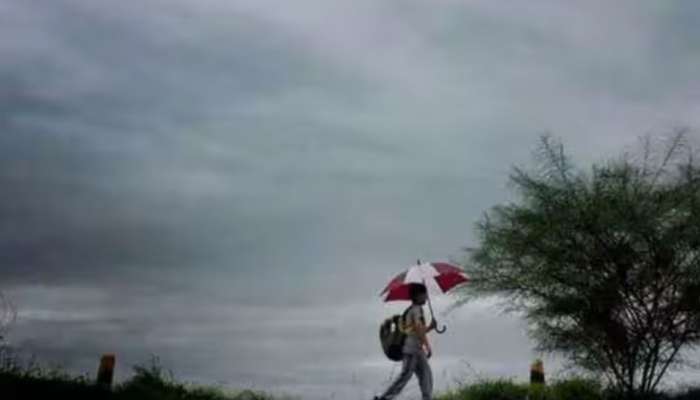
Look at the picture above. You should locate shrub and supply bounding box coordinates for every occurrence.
[0,352,285,400]
[549,378,602,400]
[528,383,552,400]
[447,378,529,400]
[671,388,700,400]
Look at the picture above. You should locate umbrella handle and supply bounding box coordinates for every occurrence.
[434,322,447,334]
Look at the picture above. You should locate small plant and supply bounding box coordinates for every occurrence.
[0,351,293,400]
[549,377,602,400]
[115,355,189,399]
[443,378,529,400]
[528,383,552,400]
[114,355,286,400]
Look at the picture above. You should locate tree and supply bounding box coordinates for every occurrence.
[459,131,700,397]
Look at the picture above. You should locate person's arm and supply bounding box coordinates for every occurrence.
[414,317,432,357]
[426,318,437,333]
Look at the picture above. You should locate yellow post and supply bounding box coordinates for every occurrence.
[97,354,116,388]
[530,358,545,385]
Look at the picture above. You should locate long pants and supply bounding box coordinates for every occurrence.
[380,351,433,400]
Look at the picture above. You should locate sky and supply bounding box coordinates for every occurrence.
[1,0,699,399]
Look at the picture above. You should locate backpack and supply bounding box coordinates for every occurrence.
[379,306,413,361]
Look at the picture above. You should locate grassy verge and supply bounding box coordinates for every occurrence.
[0,352,291,400]
[435,378,700,400]
[2,351,698,400]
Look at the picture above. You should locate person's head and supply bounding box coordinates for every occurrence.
[408,283,428,305]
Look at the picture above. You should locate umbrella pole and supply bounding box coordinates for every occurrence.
[423,278,447,334]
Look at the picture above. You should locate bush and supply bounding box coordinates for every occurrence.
[114,356,187,400]
[528,383,553,400]
[436,377,700,400]
[0,353,285,400]
[114,356,278,400]
[437,378,529,400]
[549,378,602,400]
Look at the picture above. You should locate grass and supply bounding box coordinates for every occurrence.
[435,378,700,400]
[0,350,292,400]
[2,349,699,400]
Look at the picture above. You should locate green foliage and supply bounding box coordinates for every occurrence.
[459,132,700,395]
[528,383,553,400]
[115,356,284,400]
[0,353,288,400]
[436,379,599,400]
[549,378,602,400]
[437,378,529,400]
[3,354,700,400]
[115,356,188,400]
[436,378,700,400]
[0,351,105,400]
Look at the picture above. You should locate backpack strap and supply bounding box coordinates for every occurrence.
[401,305,413,325]
[402,305,426,328]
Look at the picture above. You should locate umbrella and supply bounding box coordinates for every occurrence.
[380,260,469,334]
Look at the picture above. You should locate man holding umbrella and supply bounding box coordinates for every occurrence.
[375,282,437,400]
[374,261,469,400]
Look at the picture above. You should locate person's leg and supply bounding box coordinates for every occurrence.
[378,354,417,400]
[414,352,433,400]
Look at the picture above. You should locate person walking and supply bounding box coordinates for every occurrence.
[375,283,437,400]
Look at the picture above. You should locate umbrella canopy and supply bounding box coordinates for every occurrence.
[379,261,469,334]
[380,261,469,302]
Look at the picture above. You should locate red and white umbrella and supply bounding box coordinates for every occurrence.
[380,260,469,333]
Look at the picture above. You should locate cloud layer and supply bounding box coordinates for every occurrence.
[1,1,699,398]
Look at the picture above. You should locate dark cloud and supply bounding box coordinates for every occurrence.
[1,1,699,399]
[0,0,377,289]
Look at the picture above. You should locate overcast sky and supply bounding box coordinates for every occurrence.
[1,1,699,399]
